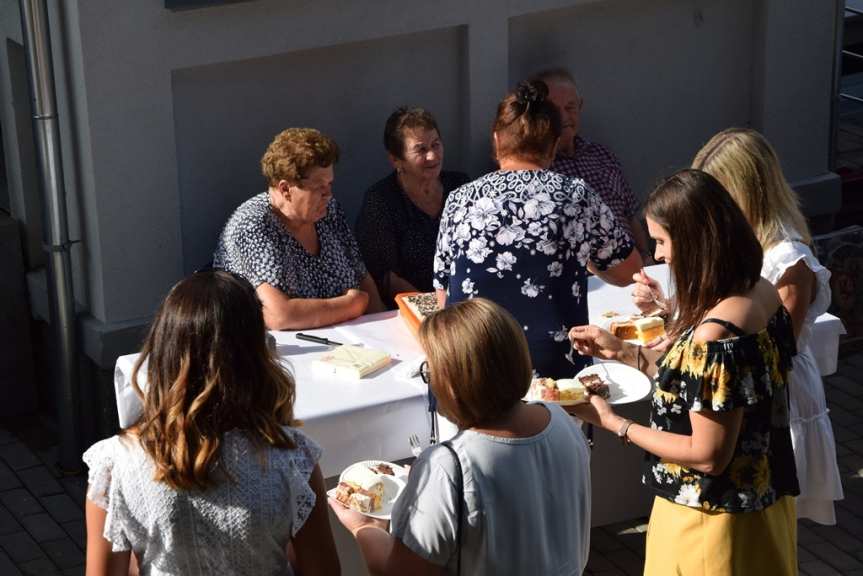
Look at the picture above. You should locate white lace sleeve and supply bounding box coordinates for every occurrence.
[82,437,118,510]
[763,239,832,319]
[284,428,322,537]
[82,437,133,551]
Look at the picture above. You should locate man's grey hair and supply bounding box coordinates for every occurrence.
[529,67,578,91]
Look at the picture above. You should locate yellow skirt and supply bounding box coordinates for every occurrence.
[643,495,796,576]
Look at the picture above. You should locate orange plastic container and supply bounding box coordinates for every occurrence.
[394,291,424,335]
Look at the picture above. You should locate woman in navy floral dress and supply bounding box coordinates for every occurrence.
[433,81,641,378]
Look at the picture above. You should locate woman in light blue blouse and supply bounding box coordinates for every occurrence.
[330,299,591,575]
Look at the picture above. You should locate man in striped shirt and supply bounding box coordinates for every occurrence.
[532,68,652,263]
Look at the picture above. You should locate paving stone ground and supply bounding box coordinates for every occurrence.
[0,428,85,576]
[0,350,861,575]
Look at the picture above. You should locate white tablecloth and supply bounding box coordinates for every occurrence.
[115,311,431,477]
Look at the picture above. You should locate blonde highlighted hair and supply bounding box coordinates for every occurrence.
[692,128,811,250]
[418,298,532,429]
[129,271,297,491]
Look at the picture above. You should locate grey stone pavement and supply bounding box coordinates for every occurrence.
[0,351,861,575]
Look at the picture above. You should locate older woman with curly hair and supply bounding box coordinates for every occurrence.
[214,128,383,329]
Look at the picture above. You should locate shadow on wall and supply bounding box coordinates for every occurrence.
[507,0,757,201]
[172,26,467,274]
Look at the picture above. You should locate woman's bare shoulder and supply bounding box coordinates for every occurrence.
[694,280,781,341]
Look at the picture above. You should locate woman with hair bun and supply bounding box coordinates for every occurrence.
[83,271,340,576]
[433,80,641,378]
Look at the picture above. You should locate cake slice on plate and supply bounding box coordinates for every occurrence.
[634,316,665,344]
[610,319,638,340]
[334,465,385,513]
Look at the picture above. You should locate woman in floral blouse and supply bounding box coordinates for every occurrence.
[570,169,799,575]
[433,81,641,378]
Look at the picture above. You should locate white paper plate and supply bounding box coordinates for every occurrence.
[575,363,652,405]
[327,460,408,520]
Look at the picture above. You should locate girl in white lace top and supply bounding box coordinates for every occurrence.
[83,271,340,575]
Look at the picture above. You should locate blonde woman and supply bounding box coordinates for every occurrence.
[331,298,592,575]
[634,128,843,524]
[692,128,843,524]
[83,271,340,575]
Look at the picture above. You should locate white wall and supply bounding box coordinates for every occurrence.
[0,0,841,366]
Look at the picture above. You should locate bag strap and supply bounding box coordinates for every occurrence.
[439,441,463,576]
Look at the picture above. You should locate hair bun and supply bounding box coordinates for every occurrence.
[515,81,547,108]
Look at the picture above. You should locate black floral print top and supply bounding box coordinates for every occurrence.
[644,308,800,512]
[355,171,469,307]
[213,193,367,298]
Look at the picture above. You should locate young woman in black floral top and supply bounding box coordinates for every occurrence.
[570,169,799,575]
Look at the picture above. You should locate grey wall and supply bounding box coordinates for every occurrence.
[173,26,467,274]
[0,0,90,310]
[0,0,842,368]
[0,1,43,269]
[509,0,756,200]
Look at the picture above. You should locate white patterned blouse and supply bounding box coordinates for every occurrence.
[83,427,321,576]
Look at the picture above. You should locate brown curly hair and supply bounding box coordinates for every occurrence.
[129,270,298,491]
[261,128,339,186]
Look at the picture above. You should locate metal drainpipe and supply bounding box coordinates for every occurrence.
[19,0,81,472]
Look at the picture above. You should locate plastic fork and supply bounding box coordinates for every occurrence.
[409,434,423,457]
[640,267,666,312]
